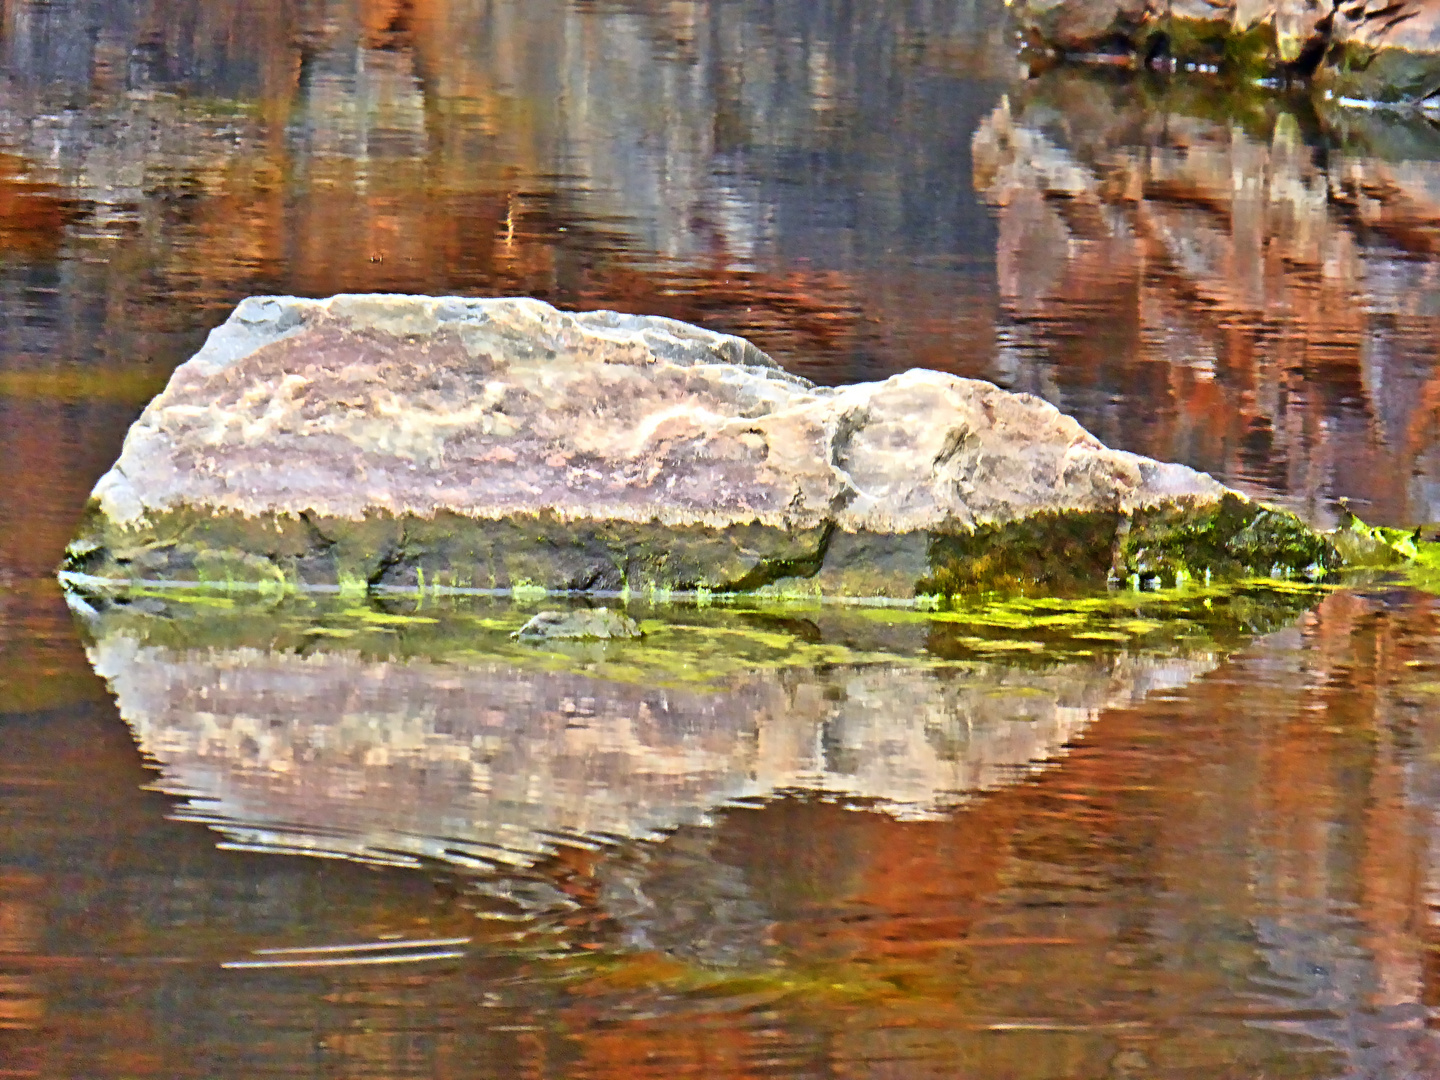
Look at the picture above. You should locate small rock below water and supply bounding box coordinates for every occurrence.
[512,608,643,643]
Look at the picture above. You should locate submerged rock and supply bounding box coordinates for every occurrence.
[62,294,1335,600]
[513,607,643,642]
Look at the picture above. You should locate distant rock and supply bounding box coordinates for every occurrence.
[62,294,1335,600]
[1011,0,1440,100]
[1327,0,1440,102]
[513,608,643,642]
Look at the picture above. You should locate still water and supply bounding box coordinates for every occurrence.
[6,0,1440,1076]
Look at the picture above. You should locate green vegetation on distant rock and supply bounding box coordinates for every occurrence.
[1327,510,1440,595]
[1013,0,1440,104]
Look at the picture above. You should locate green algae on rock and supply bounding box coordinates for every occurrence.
[61,294,1336,603]
[1327,509,1440,587]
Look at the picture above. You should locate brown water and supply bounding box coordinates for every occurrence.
[6,1,1440,1077]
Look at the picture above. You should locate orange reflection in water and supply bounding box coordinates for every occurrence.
[2,2,1440,1075]
[974,74,1440,527]
[537,589,1440,1079]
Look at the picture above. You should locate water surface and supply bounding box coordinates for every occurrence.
[6,1,1440,1077]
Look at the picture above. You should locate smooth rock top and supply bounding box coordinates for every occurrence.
[92,293,1218,533]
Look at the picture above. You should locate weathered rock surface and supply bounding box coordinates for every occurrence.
[1011,0,1440,100]
[63,294,1334,600]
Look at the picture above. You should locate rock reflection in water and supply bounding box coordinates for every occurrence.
[973,72,1440,530]
[79,597,1250,885]
[11,581,1436,1078]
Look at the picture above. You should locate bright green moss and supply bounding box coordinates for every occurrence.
[1329,511,1440,594]
[68,577,1328,690]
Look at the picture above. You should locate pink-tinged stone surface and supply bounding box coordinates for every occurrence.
[92,294,1221,535]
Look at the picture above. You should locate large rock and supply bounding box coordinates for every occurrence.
[62,294,1334,600]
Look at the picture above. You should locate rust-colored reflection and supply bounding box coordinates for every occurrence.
[10,4,1440,547]
[0,154,74,258]
[12,578,1440,1077]
[11,574,1436,1076]
[15,585,1427,1078]
[549,588,1440,1078]
[7,0,1440,1075]
[0,871,43,1078]
[0,0,1008,398]
[83,595,1227,873]
[973,73,1440,528]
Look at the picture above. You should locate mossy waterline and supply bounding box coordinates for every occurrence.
[68,571,1329,687]
[60,492,1339,606]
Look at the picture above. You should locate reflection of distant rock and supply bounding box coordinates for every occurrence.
[0,0,1009,382]
[293,47,428,163]
[972,73,1440,528]
[85,618,1216,878]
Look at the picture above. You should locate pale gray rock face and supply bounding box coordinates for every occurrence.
[66,294,1327,598]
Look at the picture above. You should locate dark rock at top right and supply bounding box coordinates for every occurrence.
[1011,0,1440,104]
